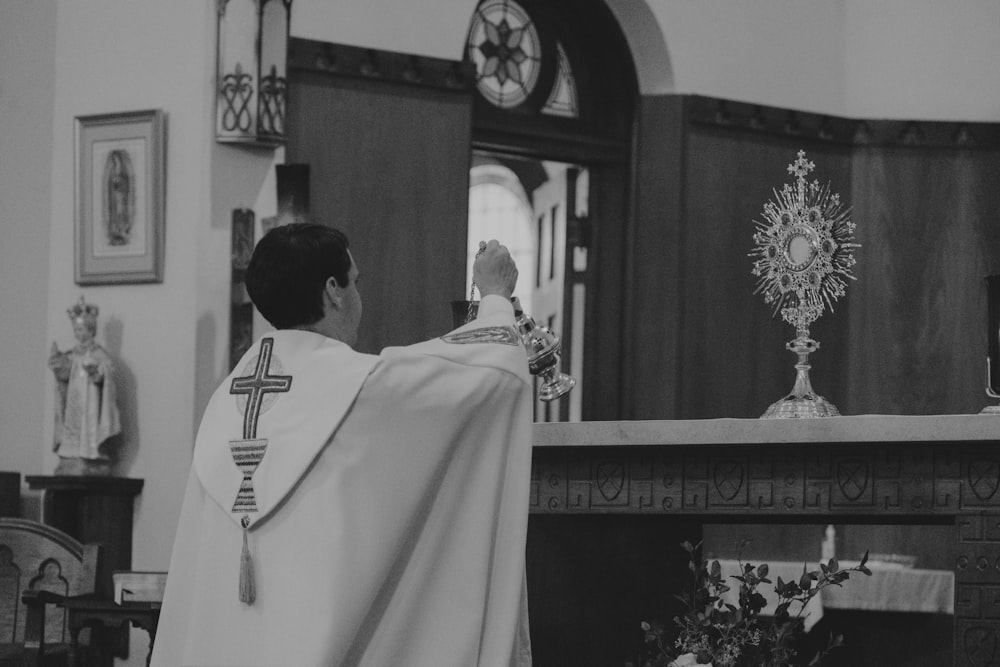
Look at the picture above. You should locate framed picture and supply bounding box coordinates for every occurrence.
[75,109,165,284]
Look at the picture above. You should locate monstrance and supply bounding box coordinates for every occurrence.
[750,150,859,419]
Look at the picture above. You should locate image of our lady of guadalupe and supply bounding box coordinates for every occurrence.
[103,149,135,246]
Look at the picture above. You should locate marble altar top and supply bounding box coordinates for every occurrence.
[533,414,1000,447]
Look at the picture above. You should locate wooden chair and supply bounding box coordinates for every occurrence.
[0,519,100,667]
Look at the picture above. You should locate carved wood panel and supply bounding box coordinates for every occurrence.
[532,441,1000,665]
[955,513,1000,666]
[531,444,1000,516]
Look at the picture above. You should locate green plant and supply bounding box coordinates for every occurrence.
[642,541,872,667]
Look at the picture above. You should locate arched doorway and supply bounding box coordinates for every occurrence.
[463,0,639,422]
[461,4,668,666]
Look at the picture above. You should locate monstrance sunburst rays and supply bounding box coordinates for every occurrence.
[751,150,859,331]
[750,150,860,418]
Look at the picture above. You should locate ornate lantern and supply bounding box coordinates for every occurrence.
[216,0,292,145]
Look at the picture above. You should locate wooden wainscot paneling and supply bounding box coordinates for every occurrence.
[629,93,1000,420]
[286,39,475,353]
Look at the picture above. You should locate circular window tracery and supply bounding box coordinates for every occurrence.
[466,0,543,109]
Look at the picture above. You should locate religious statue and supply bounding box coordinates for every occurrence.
[48,296,121,475]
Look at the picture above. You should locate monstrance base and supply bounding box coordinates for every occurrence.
[761,393,841,419]
[980,404,1000,415]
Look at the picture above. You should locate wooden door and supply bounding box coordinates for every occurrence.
[286,40,474,353]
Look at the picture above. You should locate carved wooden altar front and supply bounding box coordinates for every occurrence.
[529,416,1000,667]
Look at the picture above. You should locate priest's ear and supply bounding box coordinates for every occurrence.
[323,276,344,309]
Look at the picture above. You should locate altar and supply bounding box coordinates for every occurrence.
[527,415,1000,667]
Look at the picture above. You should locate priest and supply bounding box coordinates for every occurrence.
[152,224,533,666]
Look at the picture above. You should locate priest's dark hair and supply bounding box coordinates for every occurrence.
[246,221,352,329]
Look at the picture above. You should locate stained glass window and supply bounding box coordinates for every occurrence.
[467,0,579,117]
[466,0,542,109]
[541,42,578,118]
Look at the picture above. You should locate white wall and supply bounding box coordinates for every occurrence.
[0,0,56,487]
[39,2,282,664]
[292,0,849,113]
[292,0,474,61]
[44,0,210,571]
[649,0,849,116]
[293,0,1000,121]
[41,0,282,568]
[846,0,1000,121]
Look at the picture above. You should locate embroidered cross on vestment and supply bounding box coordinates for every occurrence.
[228,338,292,515]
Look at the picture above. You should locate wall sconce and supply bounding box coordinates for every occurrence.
[216,0,293,146]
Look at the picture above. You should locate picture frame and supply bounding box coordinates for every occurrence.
[75,109,165,284]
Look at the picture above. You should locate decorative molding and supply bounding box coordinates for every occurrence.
[289,38,475,93]
[531,444,1000,516]
[685,95,1000,149]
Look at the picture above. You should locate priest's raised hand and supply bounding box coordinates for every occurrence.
[474,238,519,299]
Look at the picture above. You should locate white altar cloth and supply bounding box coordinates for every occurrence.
[715,559,954,632]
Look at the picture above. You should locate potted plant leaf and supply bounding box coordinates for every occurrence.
[642,541,872,667]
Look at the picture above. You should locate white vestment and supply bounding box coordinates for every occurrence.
[152,296,533,667]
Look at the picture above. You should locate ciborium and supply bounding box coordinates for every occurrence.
[750,151,860,419]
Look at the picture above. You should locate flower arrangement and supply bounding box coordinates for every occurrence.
[642,541,872,667]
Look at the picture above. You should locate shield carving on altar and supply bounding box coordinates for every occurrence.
[964,626,998,667]
[836,458,868,502]
[596,462,625,501]
[968,459,1000,501]
[713,460,744,501]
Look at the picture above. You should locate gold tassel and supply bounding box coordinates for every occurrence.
[239,517,256,604]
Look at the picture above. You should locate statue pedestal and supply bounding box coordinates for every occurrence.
[53,456,112,476]
[25,475,143,598]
